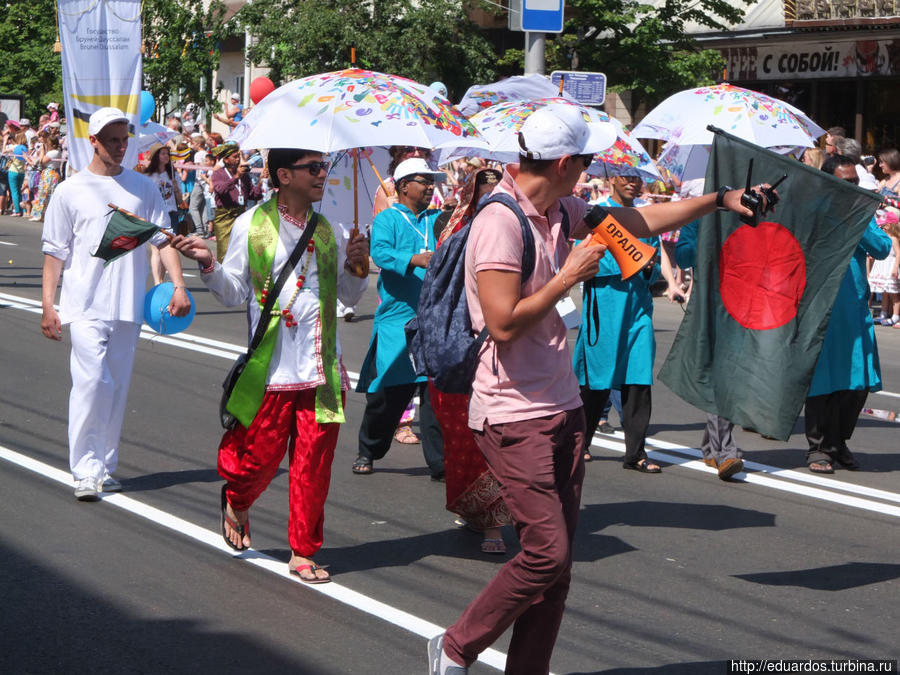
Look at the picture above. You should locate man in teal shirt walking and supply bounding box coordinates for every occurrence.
[354,158,449,477]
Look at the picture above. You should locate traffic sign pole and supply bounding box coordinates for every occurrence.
[524,32,545,75]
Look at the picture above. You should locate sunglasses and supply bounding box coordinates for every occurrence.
[574,154,594,168]
[287,160,330,175]
[398,146,431,157]
[407,176,435,186]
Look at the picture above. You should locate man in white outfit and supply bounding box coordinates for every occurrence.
[41,107,191,501]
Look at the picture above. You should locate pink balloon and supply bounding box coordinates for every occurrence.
[249,77,276,104]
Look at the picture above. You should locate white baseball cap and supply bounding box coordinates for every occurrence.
[517,104,616,160]
[19,118,30,126]
[230,93,241,101]
[88,107,129,136]
[47,102,58,110]
[393,158,446,183]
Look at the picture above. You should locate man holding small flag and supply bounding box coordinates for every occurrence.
[41,107,191,502]
[173,147,369,582]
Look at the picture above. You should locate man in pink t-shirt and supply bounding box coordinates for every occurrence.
[428,104,766,675]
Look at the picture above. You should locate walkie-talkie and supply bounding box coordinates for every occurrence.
[739,160,787,226]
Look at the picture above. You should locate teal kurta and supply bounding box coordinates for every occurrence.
[572,197,661,390]
[357,203,439,393]
[677,218,892,397]
[808,218,891,396]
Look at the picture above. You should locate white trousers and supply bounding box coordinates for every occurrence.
[68,320,141,480]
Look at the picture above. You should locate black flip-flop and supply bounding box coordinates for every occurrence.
[290,563,332,584]
[623,459,662,473]
[220,484,249,550]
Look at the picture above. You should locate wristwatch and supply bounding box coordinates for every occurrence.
[716,185,734,210]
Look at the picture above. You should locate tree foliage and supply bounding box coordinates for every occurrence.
[502,0,751,109]
[0,0,63,121]
[142,0,229,115]
[235,0,499,101]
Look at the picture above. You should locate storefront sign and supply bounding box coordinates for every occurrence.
[723,39,900,80]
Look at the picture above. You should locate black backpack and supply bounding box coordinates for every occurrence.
[405,192,568,394]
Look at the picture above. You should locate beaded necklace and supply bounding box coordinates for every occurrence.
[259,206,315,328]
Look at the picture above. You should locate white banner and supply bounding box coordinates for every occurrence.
[58,0,142,171]
[723,40,900,81]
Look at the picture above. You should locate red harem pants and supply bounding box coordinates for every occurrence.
[217,388,342,556]
[443,407,585,675]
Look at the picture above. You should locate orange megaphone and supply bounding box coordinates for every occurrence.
[585,211,656,280]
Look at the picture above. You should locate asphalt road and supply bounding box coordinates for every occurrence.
[1,213,898,674]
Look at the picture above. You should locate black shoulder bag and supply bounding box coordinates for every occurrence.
[220,212,319,429]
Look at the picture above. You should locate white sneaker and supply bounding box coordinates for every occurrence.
[74,477,100,501]
[100,474,122,492]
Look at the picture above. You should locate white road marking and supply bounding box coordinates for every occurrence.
[591,434,900,518]
[5,293,900,506]
[0,443,512,673]
[0,291,362,386]
[0,241,17,246]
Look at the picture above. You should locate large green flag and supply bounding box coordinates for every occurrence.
[92,206,163,266]
[658,128,882,440]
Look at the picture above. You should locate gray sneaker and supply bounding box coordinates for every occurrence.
[100,474,122,492]
[427,634,467,675]
[74,477,100,502]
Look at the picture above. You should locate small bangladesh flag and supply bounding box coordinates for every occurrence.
[92,204,168,266]
[658,128,882,440]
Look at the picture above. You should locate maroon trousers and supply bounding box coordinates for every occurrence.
[218,389,342,557]
[444,407,586,675]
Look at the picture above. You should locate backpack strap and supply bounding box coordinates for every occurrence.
[475,192,536,283]
[561,206,570,239]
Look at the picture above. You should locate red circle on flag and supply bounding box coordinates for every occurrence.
[719,221,806,330]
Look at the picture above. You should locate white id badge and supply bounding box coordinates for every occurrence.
[237,191,245,206]
[555,295,581,329]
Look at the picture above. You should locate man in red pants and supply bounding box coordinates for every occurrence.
[174,147,369,582]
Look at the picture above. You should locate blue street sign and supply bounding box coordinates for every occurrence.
[550,71,607,106]
[509,0,565,33]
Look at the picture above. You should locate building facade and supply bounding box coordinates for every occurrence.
[691,0,900,150]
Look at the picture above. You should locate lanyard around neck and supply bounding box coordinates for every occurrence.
[392,204,428,249]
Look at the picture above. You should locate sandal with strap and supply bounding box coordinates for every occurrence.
[623,458,662,473]
[220,484,250,551]
[290,562,331,584]
[352,456,374,475]
[808,459,834,474]
[394,425,420,444]
[481,538,507,555]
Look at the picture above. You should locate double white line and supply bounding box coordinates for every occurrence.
[4,288,900,518]
[591,431,900,518]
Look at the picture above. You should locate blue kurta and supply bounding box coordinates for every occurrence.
[357,203,439,392]
[572,197,661,390]
[808,218,891,396]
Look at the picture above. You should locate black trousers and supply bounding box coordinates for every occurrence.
[581,384,651,466]
[804,389,867,464]
[358,382,444,477]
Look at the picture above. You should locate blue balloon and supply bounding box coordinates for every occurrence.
[140,90,156,125]
[143,282,195,335]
